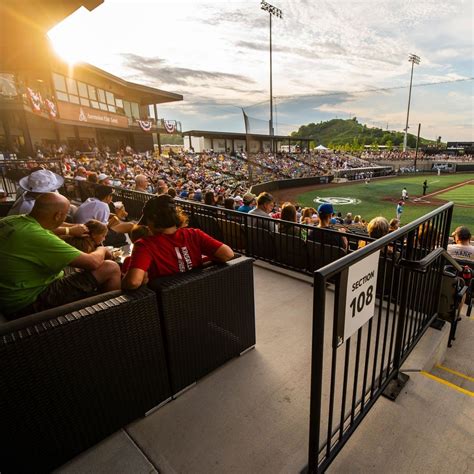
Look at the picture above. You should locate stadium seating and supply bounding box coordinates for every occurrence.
[0,287,171,473]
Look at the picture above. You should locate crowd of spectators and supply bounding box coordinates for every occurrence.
[360,150,473,162]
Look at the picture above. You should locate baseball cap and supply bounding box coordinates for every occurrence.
[317,203,334,215]
[98,173,108,181]
[234,195,243,202]
[19,170,64,193]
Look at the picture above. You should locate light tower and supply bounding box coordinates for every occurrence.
[403,53,421,152]
[260,0,283,151]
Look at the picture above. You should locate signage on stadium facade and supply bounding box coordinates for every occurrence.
[337,250,380,344]
[57,102,129,129]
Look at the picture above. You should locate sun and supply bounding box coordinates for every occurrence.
[47,7,89,65]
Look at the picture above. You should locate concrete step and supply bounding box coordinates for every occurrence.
[429,364,474,393]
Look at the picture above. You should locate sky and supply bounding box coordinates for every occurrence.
[48,0,474,141]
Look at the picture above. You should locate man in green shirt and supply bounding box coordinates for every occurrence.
[0,193,121,319]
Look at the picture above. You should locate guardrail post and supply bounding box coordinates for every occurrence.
[382,264,410,401]
[304,271,327,473]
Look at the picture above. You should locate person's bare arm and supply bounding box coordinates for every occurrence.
[54,224,89,237]
[69,247,110,271]
[122,268,148,290]
[213,244,234,262]
[109,221,135,234]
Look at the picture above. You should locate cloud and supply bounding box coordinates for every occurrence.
[123,53,254,87]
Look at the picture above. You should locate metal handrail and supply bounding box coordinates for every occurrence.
[315,201,454,279]
[400,247,463,272]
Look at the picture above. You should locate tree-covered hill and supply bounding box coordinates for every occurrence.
[291,118,438,149]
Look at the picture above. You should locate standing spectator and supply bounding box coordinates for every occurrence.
[74,185,114,224]
[448,226,474,261]
[396,201,404,221]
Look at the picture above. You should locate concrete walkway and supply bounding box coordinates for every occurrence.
[58,266,474,473]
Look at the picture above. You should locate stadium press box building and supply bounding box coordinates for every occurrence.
[0,0,183,157]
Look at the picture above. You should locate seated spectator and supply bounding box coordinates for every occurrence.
[122,195,234,289]
[135,174,150,193]
[300,207,316,225]
[121,224,151,274]
[204,191,216,206]
[0,193,120,320]
[194,188,203,202]
[98,173,111,185]
[280,202,300,235]
[74,166,87,181]
[367,217,390,239]
[343,212,353,225]
[224,197,237,210]
[215,194,225,207]
[448,226,474,261]
[233,195,243,208]
[249,192,276,232]
[64,220,108,253]
[167,187,177,198]
[74,185,114,224]
[8,169,64,216]
[308,203,348,250]
[335,212,344,224]
[237,193,256,213]
[87,172,98,184]
[389,218,400,232]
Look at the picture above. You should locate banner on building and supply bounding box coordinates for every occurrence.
[57,102,129,128]
[45,98,57,118]
[137,120,153,132]
[27,87,43,112]
[164,120,177,134]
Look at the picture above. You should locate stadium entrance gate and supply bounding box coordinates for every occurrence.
[303,202,455,472]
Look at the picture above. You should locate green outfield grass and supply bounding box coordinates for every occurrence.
[435,184,474,206]
[296,173,474,231]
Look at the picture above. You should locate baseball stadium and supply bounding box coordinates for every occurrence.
[1,1,473,474]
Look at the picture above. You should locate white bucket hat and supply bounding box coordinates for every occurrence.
[19,170,64,193]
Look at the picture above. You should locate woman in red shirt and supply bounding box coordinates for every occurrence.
[122,195,234,289]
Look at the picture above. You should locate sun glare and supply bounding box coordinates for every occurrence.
[47,7,89,65]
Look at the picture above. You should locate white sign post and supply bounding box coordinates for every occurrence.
[338,251,380,344]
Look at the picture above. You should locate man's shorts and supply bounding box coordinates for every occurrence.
[7,271,99,320]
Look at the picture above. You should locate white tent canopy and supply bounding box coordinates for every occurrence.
[315,144,328,150]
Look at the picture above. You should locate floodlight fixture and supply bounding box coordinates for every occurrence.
[260,1,283,150]
[403,53,421,151]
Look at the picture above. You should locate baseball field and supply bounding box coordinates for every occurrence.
[294,173,474,232]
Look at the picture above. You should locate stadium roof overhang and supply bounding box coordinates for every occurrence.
[76,63,183,105]
[183,130,312,142]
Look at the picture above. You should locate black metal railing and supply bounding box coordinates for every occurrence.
[304,202,453,473]
[0,159,64,198]
[62,179,373,276]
